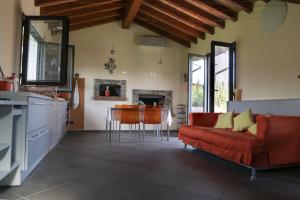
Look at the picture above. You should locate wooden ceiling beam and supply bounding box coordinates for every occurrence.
[70,16,121,31]
[215,0,253,13]
[143,1,214,34]
[44,2,123,17]
[68,6,122,19]
[183,0,238,21]
[123,0,143,29]
[137,14,198,44]
[35,0,77,7]
[158,0,225,28]
[70,9,122,24]
[139,6,205,39]
[135,19,191,47]
[40,0,123,16]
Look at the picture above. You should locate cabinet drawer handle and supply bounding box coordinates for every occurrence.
[30,103,48,106]
[29,129,48,140]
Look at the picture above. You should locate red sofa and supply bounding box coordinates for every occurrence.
[178,112,300,180]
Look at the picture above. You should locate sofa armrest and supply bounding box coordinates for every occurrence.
[189,112,219,127]
[256,115,300,165]
[255,116,269,140]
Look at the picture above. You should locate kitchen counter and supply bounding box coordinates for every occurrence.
[0,91,67,102]
[0,100,27,106]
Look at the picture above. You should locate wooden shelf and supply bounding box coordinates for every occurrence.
[94,96,127,101]
[0,143,10,152]
[0,162,20,181]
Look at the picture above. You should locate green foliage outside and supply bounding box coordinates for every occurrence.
[191,82,228,112]
[215,81,228,112]
[192,83,204,107]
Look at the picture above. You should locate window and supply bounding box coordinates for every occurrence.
[27,35,38,81]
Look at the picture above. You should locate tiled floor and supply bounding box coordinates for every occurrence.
[1,132,300,200]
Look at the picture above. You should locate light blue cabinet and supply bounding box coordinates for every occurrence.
[0,92,68,186]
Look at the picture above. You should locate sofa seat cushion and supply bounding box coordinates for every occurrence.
[179,125,264,165]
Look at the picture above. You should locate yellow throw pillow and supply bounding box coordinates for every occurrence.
[214,112,233,129]
[233,109,254,131]
[248,123,257,135]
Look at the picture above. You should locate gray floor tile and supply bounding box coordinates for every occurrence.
[107,164,184,187]
[5,173,65,197]
[96,178,167,200]
[0,187,24,200]
[3,132,300,200]
[174,176,226,199]
[156,189,217,200]
[27,182,95,200]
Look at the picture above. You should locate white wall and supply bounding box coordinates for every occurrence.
[0,0,38,77]
[189,1,300,100]
[70,22,188,130]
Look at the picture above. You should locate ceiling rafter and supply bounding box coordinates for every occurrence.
[158,0,225,28]
[123,0,143,29]
[183,0,238,21]
[35,0,77,7]
[139,6,205,39]
[135,19,191,47]
[70,15,121,31]
[68,5,122,19]
[215,0,253,13]
[70,9,122,24]
[143,1,214,34]
[44,2,123,17]
[137,14,198,44]
[40,0,124,16]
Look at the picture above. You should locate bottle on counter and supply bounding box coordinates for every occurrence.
[7,73,18,92]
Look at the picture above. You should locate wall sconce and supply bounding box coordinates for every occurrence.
[297,75,300,79]
[150,72,156,77]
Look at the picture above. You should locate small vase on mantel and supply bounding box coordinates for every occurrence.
[234,89,242,101]
[105,86,110,97]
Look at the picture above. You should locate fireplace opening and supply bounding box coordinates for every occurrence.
[139,94,165,106]
[100,84,121,97]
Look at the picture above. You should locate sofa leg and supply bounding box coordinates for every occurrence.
[184,144,187,149]
[250,168,257,181]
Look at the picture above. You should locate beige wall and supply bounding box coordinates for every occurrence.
[189,1,300,100]
[0,0,38,77]
[70,22,188,130]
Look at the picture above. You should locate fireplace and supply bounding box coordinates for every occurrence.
[139,94,165,106]
[132,89,173,114]
[100,84,121,97]
[94,79,127,101]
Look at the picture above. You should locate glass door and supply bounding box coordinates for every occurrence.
[210,41,236,112]
[188,54,207,113]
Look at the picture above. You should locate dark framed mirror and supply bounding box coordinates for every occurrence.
[20,15,69,86]
[57,45,75,92]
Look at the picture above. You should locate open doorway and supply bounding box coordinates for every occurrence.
[188,54,207,113]
[210,41,236,113]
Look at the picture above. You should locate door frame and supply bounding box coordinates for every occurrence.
[188,53,208,114]
[210,41,236,112]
